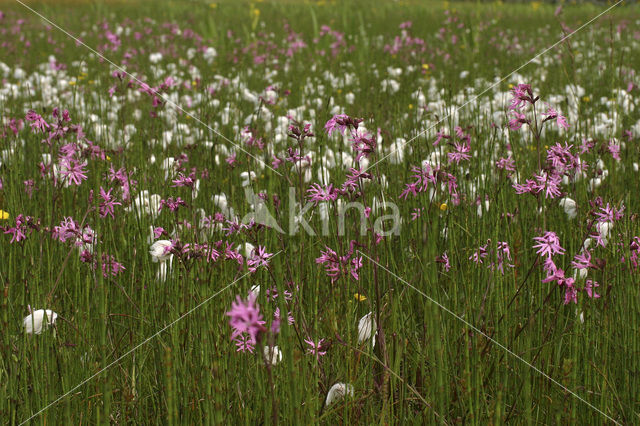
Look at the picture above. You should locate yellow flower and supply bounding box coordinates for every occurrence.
[106,155,112,161]
[209,2,217,8]
[354,293,367,302]
[531,1,541,11]
[68,80,76,86]
[422,64,430,70]
[0,210,9,220]
[582,96,590,103]
[408,104,413,110]
[439,203,447,211]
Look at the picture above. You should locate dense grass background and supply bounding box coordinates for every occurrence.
[1,0,639,424]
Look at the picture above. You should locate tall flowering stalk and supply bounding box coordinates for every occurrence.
[507,83,569,170]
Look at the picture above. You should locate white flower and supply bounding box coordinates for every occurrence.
[357,312,377,348]
[149,52,163,63]
[150,240,173,263]
[128,191,162,218]
[559,197,577,219]
[325,383,354,407]
[345,92,355,104]
[203,46,218,63]
[263,345,283,366]
[23,308,58,334]
[597,221,613,246]
[573,268,588,280]
[263,89,278,104]
[240,171,257,187]
[237,243,256,259]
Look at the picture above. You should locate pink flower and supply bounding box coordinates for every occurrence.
[350,130,377,162]
[25,110,50,133]
[99,187,121,219]
[579,138,595,154]
[304,338,327,359]
[508,111,529,131]
[447,141,471,164]
[100,254,125,277]
[509,84,535,110]
[399,164,437,199]
[595,203,624,223]
[533,231,565,258]
[533,171,562,199]
[159,197,186,212]
[436,252,451,271]
[542,106,569,130]
[584,279,600,299]
[564,283,578,304]
[341,168,372,193]
[171,172,196,188]
[247,246,273,273]
[496,156,516,174]
[307,183,338,204]
[607,140,621,161]
[271,155,283,169]
[571,250,593,270]
[316,241,362,282]
[470,239,491,264]
[226,293,266,349]
[58,158,88,186]
[433,131,450,147]
[324,114,361,136]
[3,214,30,243]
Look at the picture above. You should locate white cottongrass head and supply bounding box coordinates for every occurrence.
[559,197,577,219]
[23,307,58,334]
[597,221,613,246]
[250,284,261,297]
[127,190,162,218]
[357,312,377,348]
[263,345,283,366]
[237,242,256,259]
[150,240,173,263]
[325,383,354,407]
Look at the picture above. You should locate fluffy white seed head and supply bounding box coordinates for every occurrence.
[357,312,377,347]
[325,383,354,407]
[263,345,283,366]
[23,309,58,334]
[150,240,173,263]
[559,197,577,219]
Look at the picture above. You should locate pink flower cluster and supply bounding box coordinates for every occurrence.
[316,240,363,283]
